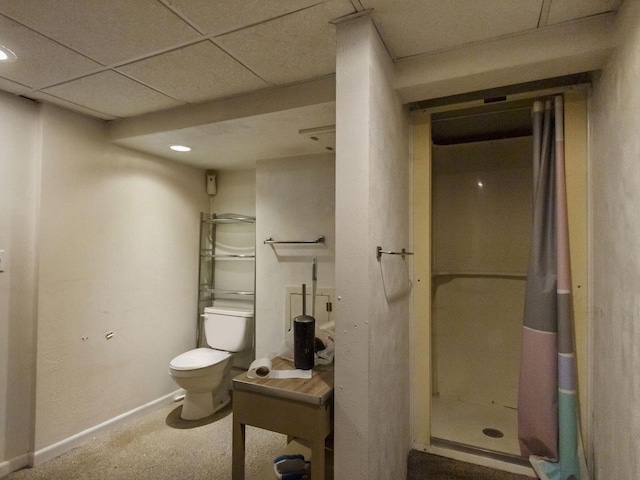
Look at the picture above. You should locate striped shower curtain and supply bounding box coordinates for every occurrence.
[517,96,587,480]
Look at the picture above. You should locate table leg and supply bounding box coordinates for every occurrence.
[232,420,246,480]
[311,436,325,480]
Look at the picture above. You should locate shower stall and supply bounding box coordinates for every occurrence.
[430,112,533,460]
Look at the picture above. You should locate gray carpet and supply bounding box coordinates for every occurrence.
[3,402,535,480]
[2,401,286,480]
[407,450,534,480]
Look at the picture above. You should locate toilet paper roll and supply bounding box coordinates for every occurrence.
[247,357,312,379]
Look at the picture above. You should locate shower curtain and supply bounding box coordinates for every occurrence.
[517,96,587,480]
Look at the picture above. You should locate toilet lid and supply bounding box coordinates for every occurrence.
[170,348,230,370]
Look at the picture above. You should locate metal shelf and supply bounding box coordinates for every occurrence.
[432,271,527,279]
[201,212,255,224]
[196,211,256,348]
[200,253,256,259]
[200,287,255,296]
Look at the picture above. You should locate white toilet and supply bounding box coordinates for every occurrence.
[169,306,253,420]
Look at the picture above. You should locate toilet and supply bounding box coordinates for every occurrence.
[169,306,253,420]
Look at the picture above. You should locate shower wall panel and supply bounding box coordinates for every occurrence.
[432,136,532,409]
[433,138,532,275]
[433,276,525,408]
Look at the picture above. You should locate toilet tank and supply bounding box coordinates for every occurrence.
[203,306,253,352]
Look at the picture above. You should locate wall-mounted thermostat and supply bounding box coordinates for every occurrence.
[206,171,217,195]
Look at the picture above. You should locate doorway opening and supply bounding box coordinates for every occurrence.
[429,100,534,460]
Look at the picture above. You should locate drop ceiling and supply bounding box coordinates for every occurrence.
[0,0,623,169]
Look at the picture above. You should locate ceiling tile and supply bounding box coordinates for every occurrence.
[362,0,543,59]
[0,0,201,65]
[167,0,321,35]
[115,102,336,170]
[28,91,118,120]
[0,14,100,88]
[117,40,269,104]
[546,0,622,26]
[42,71,183,118]
[215,0,355,85]
[0,75,31,95]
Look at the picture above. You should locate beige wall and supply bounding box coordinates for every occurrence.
[1,99,209,472]
[432,137,531,408]
[590,0,640,477]
[0,93,39,475]
[209,169,256,217]
[33,105,208,453]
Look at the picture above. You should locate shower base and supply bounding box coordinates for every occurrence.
[431,395,521,457]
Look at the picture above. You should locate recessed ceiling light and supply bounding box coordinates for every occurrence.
[170,145,191,152]
[0,45,17,62]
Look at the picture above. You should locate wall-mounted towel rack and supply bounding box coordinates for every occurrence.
[202,212,255,224]
[200,287,255,296]
[264,236,325,245]
[200,252,256,259]
[376,246,414,261]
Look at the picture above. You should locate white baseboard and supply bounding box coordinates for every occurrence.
[413,441,537,478]
[31,389,185,468]
[0,453,30,477]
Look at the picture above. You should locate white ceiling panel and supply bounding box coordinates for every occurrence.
[43,71,183,118]
[0,14,100,88]
[546,0,622,26]
[167,0,321,35]
[362,0,543,59]
[215,0,355,85]
[0,75,31,95]
[0,0,625,171]
[29,91,118,120]
[0,0,201,65]
[117,40,269,104]
[115,102,336,170]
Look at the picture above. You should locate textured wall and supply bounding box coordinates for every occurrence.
[335,15,411,480]
[590,1,640,478]
[0,93,39,473]
[334,16,372,480]
[367,14,411,478]
[34,105,208,451]
[209,169,256,217]
[255,154,335,357]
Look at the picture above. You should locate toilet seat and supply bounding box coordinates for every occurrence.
[170,347,230,371]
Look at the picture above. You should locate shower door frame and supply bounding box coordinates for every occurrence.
[409,85,590,476]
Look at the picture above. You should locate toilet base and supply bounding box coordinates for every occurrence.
[181,388,231,420]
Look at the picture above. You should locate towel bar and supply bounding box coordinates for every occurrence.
[264,236,325,245]
[376,246,414,261]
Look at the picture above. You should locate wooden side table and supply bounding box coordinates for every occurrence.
[232,357,334,480]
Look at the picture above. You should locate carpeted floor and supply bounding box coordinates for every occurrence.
[2,401,286,480]
[3,401,537,480]
[407,450,534,480]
